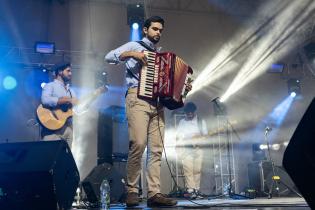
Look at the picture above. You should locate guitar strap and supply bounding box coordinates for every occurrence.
[68,89,72,98]
[66,84,72,98]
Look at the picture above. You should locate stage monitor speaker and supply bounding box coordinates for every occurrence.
[0,140,80,210]
[82,163,125,204]
[248,161,272,196]
[97,106,128,165]
[283,97,315,210]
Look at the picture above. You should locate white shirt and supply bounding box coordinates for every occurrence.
[176,115,207,140]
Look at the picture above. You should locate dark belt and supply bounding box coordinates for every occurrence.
[125,87,137,97]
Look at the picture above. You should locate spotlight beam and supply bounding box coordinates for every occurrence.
[189,1,290,96]
[247,2,315,75]
[221,1,315,102]
[235,5,313,87]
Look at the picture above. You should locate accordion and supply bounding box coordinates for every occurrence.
[137,51,193,110]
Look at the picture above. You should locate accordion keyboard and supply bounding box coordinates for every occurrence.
[138,51,158,98]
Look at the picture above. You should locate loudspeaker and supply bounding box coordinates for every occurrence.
[97,106,128,165]
[283,98,315,209]
[97,111,113,165]
[82,163,125,204]
[0,140,80,210]
[248,161,272,195]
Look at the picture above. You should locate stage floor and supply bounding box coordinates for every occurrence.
[72,197,310,209]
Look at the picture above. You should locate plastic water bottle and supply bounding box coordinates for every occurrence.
[223,183,229,195]
[100,179,110,210]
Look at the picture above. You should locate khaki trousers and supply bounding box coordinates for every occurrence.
[181,147,203,191]
[125,88,165,198]
[42,124,73,149]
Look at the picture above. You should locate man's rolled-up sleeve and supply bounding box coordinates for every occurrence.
[104,42,134,64]
[41,83,58,107]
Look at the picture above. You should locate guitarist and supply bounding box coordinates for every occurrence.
[41,62,78,148]
[176,102,208,199]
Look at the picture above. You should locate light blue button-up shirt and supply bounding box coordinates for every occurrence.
[105,37,158,88]
[41,79,76,108]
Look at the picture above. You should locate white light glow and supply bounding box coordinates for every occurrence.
[221,1,315,102]
[40,82,46,89]
[132,22,139,30]
[283,141,289,147]
[189,1,315,101]
[271,143,281,150]
[259,144,268,150]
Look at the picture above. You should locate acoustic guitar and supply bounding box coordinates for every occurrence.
[37,86,107,130]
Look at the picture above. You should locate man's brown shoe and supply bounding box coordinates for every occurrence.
[147,193,177,207]
[126,192,139,207]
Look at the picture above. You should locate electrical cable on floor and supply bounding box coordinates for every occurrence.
[155,100,218,208]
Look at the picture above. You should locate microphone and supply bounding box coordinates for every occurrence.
[265,126,272,135]
[211,97,220,102]
[156,46,162,52]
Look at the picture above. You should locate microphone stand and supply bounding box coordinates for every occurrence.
[263,127,302,198]
[264,127,278,198]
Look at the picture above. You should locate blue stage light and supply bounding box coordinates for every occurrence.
[130,24,141,41]
[127,3,144,41]
[127,3,144,26]
[41,82,47,89]
[287,78,301,98]
[3,76,17,90]
[132,22,139,30]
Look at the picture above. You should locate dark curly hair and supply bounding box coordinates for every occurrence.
[184,102,197,113]
[53,61,71,76]
[143,16,164,29]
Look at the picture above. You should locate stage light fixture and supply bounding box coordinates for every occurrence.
[34,42,55,54]
[267,63,284,73]
[212,97,227,116]
[127,3,144,27]
[287,78,301,98]
[290,92,297,98]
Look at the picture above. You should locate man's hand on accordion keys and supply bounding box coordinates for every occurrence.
[119,51,147,65]
[132,51,148,65]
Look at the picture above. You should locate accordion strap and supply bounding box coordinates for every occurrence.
[136,41,156,52]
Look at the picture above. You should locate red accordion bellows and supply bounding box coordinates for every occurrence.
[138,51,193,110]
